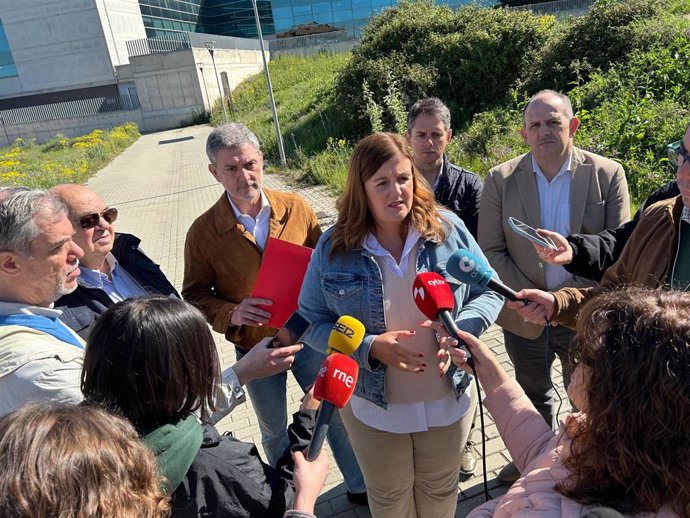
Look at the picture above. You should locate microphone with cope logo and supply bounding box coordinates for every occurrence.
[446,248,520,302]
[412,272,474,367]
[305,315,364,461]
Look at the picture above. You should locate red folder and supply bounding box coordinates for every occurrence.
[251,237,313,328]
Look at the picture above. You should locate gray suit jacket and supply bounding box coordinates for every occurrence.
[478,147,630,338]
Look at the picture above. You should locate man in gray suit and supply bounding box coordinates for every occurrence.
[478,90,630,483]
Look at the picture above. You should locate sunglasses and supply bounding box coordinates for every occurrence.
[667,140,690,168]
[79,207,118,230]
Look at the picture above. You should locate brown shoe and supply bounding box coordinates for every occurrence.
[497,461,520,485]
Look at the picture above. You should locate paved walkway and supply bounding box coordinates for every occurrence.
[87,124,568,517]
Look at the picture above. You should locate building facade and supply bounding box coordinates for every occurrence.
[138,0,478,39]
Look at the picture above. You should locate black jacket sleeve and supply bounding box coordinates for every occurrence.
[275,410,317,482]
[564,180,679,281]
[171,411,315,518]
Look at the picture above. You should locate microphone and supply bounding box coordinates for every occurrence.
[326,315,365,356]
[305,315,364,461]
[306,353,359,461]
[447,248,521,302]
[413,272,473,367]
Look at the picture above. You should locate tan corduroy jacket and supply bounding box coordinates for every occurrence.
[479,147,630,339]
[553,196,684,328]
[182,189,322,349]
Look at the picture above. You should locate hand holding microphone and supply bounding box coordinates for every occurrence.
[447,248,556,324]
[412,272,474,369]
[506,288,557,324]
[305,316,363,461]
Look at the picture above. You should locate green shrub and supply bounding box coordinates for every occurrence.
[524,0,688,93]
[336,0,553,134]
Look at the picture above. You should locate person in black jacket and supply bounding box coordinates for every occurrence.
[51,184,178,338]
[406,97,483,477]
[82,296,330,518]
[530,180,679,281]
[406,97,483,239]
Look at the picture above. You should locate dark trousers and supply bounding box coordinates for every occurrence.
[503,326,575,429]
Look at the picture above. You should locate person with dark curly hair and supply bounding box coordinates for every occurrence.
[447,286,690,517]
[0,402,170,518]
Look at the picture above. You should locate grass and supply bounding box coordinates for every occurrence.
[0,123,141,189]
[211,52,352,192]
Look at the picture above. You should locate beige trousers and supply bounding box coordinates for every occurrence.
[340,387,478,518]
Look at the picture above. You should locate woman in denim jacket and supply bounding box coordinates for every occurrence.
[298,133,502,518]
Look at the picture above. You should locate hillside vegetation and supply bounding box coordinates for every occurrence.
[0,123,141,188]
[220,0,690,204]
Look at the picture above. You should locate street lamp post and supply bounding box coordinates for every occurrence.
[204,41,228,124]
[250,0,286,166]
[196,61,213,118]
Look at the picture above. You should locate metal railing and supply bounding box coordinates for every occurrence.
[126,32,192,58]
[508,0,597,15]
[0,93,141,125]
[268,28,358,51]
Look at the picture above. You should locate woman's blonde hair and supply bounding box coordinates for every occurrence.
[0,402,170,518]
[329,132,447,258]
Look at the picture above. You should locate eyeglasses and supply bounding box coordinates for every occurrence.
[667,140,690,168]
[79,207,118,230]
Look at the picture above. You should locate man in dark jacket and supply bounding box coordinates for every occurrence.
[406,97,483,476]
[406,97,483,239]
[52,184,178,338]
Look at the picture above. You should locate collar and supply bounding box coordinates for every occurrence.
[78,253,118,289]
[140,414,204,494]
[226,190,270,220]
[682,205,690,224]
[531,151,573,181]
[363,226,421,257]
[0,301,63,318]
[214,189,286,236]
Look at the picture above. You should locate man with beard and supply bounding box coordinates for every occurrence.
[183,123,366,503]
[0,188,84,417]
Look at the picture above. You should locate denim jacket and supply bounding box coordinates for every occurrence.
[298,211,503,408]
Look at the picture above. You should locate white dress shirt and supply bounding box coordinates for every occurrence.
[532,153,574,291]
[228,191,272,250]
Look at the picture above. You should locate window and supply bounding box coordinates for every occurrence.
[0,18,17,79]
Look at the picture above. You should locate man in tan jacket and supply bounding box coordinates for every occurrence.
[182,123,366,502]
[478,90,630,483]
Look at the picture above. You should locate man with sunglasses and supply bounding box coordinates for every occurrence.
[51,184,179,339]
[509,123,690,327]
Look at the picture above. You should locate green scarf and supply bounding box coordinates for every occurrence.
[141,415,204,494]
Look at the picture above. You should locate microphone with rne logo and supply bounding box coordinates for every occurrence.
[446,248,521,302]
[306,353,359,461]
[326,315,365,356]
[412,272,474,367]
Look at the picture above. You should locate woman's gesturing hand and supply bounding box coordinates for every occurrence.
[369,330,427,373]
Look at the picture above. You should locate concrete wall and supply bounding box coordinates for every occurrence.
[0,39,271,141]
[0,0,146,99]
[0,109,144,147]
[127,45,268,131]
[94,0,148,67]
